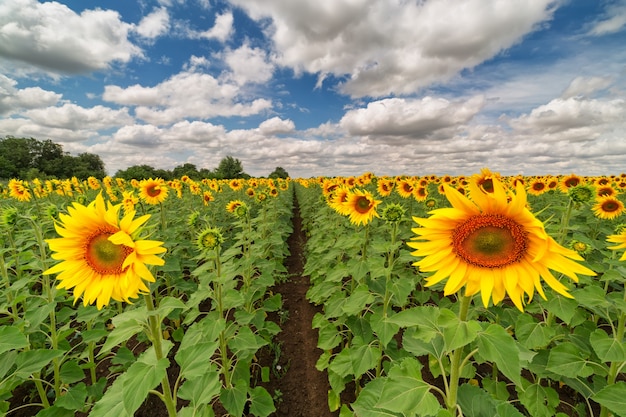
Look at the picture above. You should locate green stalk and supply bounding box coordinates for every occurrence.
[144,292,177,417]
[31,218,61,399]
[446,295,471,414]
[86,321,98,385]
[213,247,232,388]
[382,221,399,318]
[599,289,626,417]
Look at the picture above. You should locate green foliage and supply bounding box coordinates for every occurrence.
[0,136,105,179]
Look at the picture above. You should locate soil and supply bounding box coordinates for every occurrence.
[260,198,336,417]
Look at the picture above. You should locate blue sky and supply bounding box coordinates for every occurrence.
[1,0,626,178]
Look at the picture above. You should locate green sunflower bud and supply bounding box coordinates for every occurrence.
[196,227,224,252]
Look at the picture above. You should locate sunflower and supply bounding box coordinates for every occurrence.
[608,226,626,260]
[376,178,394,197]
[226,200,244,213]
[229,179,244,191]
[559,174,583,193]
[396,179,414,198]
[527,178,548,196]
[592,196,625,220]
[408,175,595,311]
[202,191,214,206]
[138,178,168,205]
[44,194,166,309]
[121,191,139,213]
[8,179,31,202]
[470,168,501,194]
[413,186,428,202]
[342,189,381,226]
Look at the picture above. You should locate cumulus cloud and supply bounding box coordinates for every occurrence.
[218,44,274,85]
[24,103,134,130]
[258,117,295,135]
[0,0,142,74]
[134,7,170,39]
[230,0,556,97]
[185,11,234,42]
[508,97,626,138]
[340,96,485,137]
[103,63,273,124]
[0,75,61,115]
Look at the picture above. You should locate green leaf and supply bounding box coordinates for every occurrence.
[342,285,375,316]
[592,381,626,417]
[457,383,523,417]
[248,386,276,417]
[518,383,559,417]
[0,326,28,355]
[178,371,221,405]
[154,296,188,318]
[60,360,85,385]
[220,380,248,417]
[122,355,169,413]
[475,324,521,386]
[546,342,591,378]
[54,382,88,410]
[14,349,65,378]
[545,296,579,325]
[573,285,611,310]
[228,326,268,361]
[514,314,556,349]
[350,342,381,379]
[176,340,219,379]
[35,406,74,417]
[99,308,146,355]
[590,329,626,362]
[387,306,440,330]
[370,310,400,348]
[439,315,481,352]
[376,365,440,416]
[352,378,403,417]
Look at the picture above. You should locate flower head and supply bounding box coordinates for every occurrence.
[196,227,224,252]
[138,178,168,205]
[592,196,625,220]
[44,194,167,309]
[382,203,406,223]
[8,179,31,202]
[343,189,381,226]
[408,175,596,311]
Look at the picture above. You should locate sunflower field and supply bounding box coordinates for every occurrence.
[1,170,626,417]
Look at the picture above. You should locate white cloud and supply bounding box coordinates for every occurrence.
[0,0,142,74]
[258,117,295,135]
[24,103,134,130]
[231,0,556,97]
[218,44,274,85]
[340,96,485,137]
[561,76,614,99]
[508,97,626,137]
[0,75,61,115]
[134,7,170,39]
[198,11,234,42]
[588,2,626,36]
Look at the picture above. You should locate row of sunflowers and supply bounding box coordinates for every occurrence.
[2,169,626,416]
[0,176,293,416]
[296,169,626,417]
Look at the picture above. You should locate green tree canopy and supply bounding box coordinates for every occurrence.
[215,156,248,179]
[269,166,289,179]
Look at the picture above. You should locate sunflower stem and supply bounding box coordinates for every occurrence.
[213,246,233,388]
[30,217,62,400]
[446,295,472,414]
[600,289,626,417]
[144,292,178,417]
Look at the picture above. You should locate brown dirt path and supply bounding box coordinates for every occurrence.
[268,197,337,417]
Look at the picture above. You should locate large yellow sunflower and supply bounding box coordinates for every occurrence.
[138,178,168,205]
[342,189,381,226]
[408,176,595,311]
[44,194,166,309]
[592,196,625,220]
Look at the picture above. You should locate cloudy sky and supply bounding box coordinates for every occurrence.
[1,0,626,178]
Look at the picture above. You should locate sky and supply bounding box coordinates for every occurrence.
[1,0,626,179]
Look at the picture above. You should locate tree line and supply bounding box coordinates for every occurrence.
[1,136,289,180]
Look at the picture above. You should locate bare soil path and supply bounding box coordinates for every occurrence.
[267,197,337,417]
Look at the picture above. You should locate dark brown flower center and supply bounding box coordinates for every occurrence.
[453,214,528,268]
[85,230,132,274]
[355,196,373,213]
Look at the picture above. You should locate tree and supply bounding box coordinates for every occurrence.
[71,153,106,180]
[114,165,159,180]
[269,166,289,179]
[172,163,200,179]
[215,156,247,179]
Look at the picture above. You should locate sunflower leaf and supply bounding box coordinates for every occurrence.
[475,324,522,386]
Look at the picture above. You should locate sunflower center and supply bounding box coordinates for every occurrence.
[146,185,161,197]
[453,214,528,268]
[85,231,133,274]
[602,200,621,212]
[355,196,373,213]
